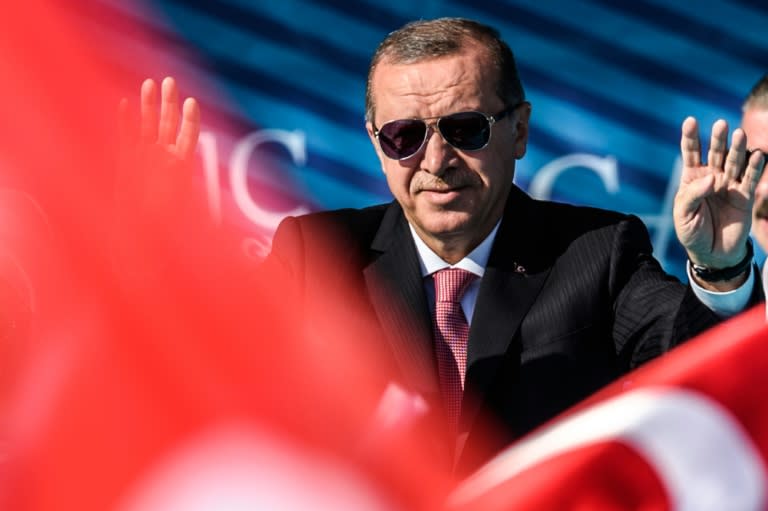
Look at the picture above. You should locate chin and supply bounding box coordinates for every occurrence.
[418,212,474,234]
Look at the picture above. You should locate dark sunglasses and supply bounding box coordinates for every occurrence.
[372,104,519,160]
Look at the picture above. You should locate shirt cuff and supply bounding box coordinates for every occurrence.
[687,260,756,317]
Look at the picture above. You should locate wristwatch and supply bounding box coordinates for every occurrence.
[690,240,754,282]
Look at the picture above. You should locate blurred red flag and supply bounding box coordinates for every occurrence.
[450,304,768,511]
[0,2,452,510]
[10,3,768,511]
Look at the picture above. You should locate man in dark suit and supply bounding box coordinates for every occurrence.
[136,18,765,473]
[262,17,765,472]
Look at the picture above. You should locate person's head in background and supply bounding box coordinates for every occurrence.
[742,74,768,254]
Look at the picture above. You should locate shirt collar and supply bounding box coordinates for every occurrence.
[409,221,501,278]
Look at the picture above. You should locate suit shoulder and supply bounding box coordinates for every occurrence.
[510,196,653,268]
[527,197,648,239]
[290,203,389,238]
[295,202,389,228]
[272,202,392,254]
[530,197,634,226]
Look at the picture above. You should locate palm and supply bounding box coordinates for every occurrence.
[673,117,761,269]
[111,77,202,278]
[116,77,201,230]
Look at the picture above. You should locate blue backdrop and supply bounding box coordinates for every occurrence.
[75,0,768,278]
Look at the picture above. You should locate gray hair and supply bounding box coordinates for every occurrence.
[365,17,525,123]
[743,74,768,111]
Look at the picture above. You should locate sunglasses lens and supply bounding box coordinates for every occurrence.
[378,119,427,159]
[438,112,491,150]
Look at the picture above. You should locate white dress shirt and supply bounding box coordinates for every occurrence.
[687,261,756,317]
[409,222,499,325]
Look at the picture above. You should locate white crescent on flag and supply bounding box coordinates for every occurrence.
[450,387,766,511]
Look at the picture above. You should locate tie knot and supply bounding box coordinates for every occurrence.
[433,268,476,304]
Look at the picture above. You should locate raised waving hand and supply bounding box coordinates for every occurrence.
[673,117,765,290]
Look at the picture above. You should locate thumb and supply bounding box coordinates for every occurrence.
[117,98,137,152]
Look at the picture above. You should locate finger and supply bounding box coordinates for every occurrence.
[116,98,134,183]
[724,128,748,182]
[117,97,139,163]
[741,149,766,197]
[140,78,159,142]
[706,119,729,172]
[158,76,180,146]
[680,116,702,169]
[117,97,133,148]
[115,98,139,201]
[177,97,201,161]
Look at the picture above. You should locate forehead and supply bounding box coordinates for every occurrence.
[742,108,768,151]
[370,47,500,119]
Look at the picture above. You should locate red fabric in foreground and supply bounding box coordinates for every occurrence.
[460,441,669,511]
[0,3,451,510]
[4,3,768,511]
[449,305,768,511]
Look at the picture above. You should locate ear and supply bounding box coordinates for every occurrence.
[366,121,387,173]
[365,120,377,145]
[512,101,532,160]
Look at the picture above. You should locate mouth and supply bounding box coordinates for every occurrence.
[417,178,471,194]
[419,186,468,204]
[420,185,465,193]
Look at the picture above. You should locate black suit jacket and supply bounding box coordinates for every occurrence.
[264,185,760,472]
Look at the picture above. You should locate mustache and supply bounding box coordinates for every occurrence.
[411,168,477,192]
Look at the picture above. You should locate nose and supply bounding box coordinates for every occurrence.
[419,124,456,176]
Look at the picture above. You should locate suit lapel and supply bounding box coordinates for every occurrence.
[361,191,553,447]
[363,203,440,396]
[460,188,552,433]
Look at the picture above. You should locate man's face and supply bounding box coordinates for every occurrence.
[366,46,530,261]
[743,107,768,252]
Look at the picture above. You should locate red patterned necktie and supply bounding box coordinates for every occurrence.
[432,268,476,435]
